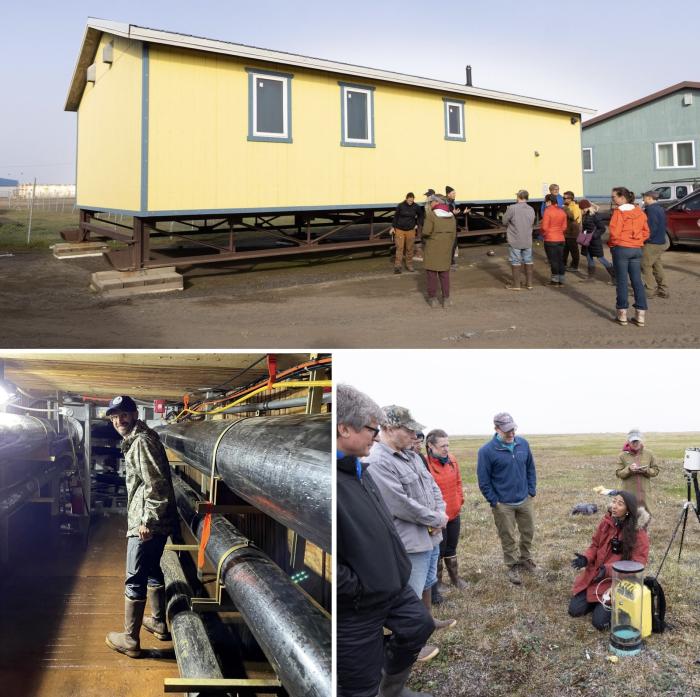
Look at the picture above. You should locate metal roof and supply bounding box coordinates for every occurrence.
[583,81,700,128]
[65,18,595,115]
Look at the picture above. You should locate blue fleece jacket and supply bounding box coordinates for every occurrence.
[644,203,667,245]
[477,434,537,507]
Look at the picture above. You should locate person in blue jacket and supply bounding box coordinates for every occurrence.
[641,190,669,298]
[477,412,537,586]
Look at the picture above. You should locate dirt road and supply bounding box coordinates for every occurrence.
[2,243,699,348]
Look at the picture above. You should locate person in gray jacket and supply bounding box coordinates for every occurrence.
[365,404,454,662]
[502,189,536,290]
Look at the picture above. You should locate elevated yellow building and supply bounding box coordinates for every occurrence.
[65,19,594,270]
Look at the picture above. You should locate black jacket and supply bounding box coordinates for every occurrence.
[392,201,424,230]
[337,454,411,611]
[582,211,607,258]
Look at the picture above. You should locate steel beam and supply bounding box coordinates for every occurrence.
[159,414,331,553]
[173,475,331,697]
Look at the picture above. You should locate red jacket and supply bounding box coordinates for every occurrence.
[426,453,464,521]
[541,206,567,242]
[571,509,650,603]
[608,205,650,248]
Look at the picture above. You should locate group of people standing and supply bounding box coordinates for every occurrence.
[504,183,670,326]
[337,383,661,697]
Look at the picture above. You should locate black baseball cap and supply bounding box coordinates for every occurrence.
[106,395,138,415]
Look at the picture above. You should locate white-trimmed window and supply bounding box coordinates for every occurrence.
[582,147,593,172]
[339,82,375,147]
[247,68,293,143]
[443,99,465,141]
[655,140,695,169]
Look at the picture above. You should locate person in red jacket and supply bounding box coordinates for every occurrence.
[540,193,568,286]
[425,429,467,596]
[568,490,650,630]
[609,187,650,326]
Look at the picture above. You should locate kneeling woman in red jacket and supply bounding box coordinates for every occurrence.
[568,490,649,630]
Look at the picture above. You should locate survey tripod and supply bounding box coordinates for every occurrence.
[653,469,700,577]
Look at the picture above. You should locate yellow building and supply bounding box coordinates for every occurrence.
[65,19,594,270]
[67,18,593,213]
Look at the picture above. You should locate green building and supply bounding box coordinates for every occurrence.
[582,81,700,200]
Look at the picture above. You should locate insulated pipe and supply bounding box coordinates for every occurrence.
[0,462,61,517]
[159,414,331,552]
[219,392,331,415]
[160,547,224,697]
[0,413,56,461]
[173,475,332,697]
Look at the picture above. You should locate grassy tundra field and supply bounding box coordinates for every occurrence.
[411,432,700,697]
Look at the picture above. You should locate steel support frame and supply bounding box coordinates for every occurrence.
[78,206,505,272]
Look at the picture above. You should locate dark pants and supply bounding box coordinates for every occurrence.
[440,516,461,558]
[337,584,434,697]
[544,242,565,281]
[611,246,647,310]
[125,534,167,600]
[568,590,611,630]
[426,270,450,298]
[562,238,580,269]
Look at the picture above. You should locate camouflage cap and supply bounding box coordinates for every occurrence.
[382,405,425,432]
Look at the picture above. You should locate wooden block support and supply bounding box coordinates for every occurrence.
[90,267,183,297]
[52,242,110,259]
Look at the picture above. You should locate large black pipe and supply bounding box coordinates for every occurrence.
[0,414,56,462]
[173,474,332,697]
[0,462,61,517]
[159,414,331,552]
[160,547,224,697]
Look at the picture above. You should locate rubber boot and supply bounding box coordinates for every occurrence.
[444,555,468,591]
[105,597,146,658]
[436,557,449,595]
[524,264,534,290]
[585,265,595,281]
[416,643,439,662]
[506,265,521,290]
[378,667,434,697]
[142,585,170,640]
[631,309,646,327]
[422,588,456,631]
[616,309,628,326]
[431,583,443,605]
[606,265,616,284]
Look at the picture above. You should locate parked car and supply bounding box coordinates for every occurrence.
[666,188,700,247]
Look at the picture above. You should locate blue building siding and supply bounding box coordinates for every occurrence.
[582,88,700,199]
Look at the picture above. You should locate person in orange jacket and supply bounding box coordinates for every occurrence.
[609,187,650,326]
[541,194,568,286]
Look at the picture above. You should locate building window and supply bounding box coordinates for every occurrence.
[655,140,695,169]
[443,99,465,141]
[582,148,593,172]
[339,82,375,147]
[247,68,293,143]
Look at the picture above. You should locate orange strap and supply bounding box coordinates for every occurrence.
[266,354,277,387]
[197,502,213,572]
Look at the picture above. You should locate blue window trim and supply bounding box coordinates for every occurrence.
[582,146,594,173]
[443,98,465,141]
[141,42,149,212]
[339,81,375,148]
[246,67,293,143]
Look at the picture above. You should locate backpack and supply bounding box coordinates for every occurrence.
[644,576,667,633]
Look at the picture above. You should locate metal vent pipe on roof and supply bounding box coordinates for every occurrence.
[159,413,331,552]
[466,65,473,87]
[173,474,332,697]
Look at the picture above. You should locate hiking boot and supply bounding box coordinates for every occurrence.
[631,309,646,327]
[519,559,537,573]
[422,588,457,631]
[105,597,146,658]
[444,555,468,591]
[427,297,439,309]
[506,565,522,585]
[378,667,434,697]
[142,585,170,640]
[416,644,439,662]
[616,309,628,326]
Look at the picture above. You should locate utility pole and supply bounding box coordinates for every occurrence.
[26,177,37,244]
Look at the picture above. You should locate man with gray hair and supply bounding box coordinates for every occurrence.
[502,190,536,291]
[336,385,434,697]
[477,412,537,585]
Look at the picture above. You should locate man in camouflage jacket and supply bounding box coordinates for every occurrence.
[105,395,178,658]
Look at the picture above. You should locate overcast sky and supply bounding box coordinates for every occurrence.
[335,349,700,436]
[1,0,698,184]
